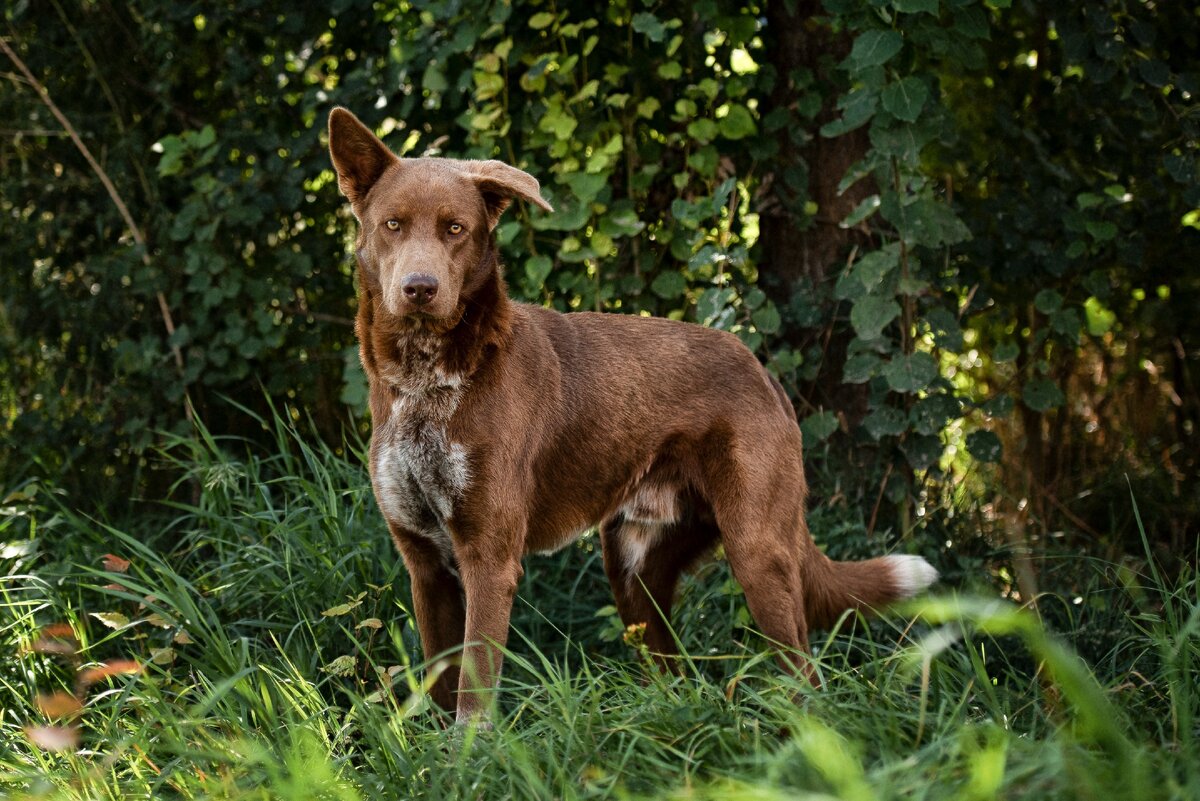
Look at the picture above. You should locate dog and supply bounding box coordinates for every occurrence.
[327,107,937,723]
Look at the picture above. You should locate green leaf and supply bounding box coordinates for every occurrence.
[911,394,962,435]
[863,406,909,439]
[631,12,666,41]
[843,352,882,384]
[751,302,782,334]
[321,654,357,676]
[1034,289,1063,314]
[1138,59,1169,87]
[925,308,964,351]
[850,30,904,68]
[1022,378,1065,412]
[881,77,929,122]
[853,243,900,290]
[422,63,447,93]
[884,351,938,393]
[850,295,901,340]
[820,89,878,137]
[650,271,687,300]
[90,612,131,630]
[994,341,1019,363]
[966,430,1003,463]
[321,599,362,617]
[719,104,757,139]
[1084,297,1116,336]
[525,255,552,288]
[895,0,938,13]
[529,12,555,30]
[801,410,839,443]
[1049,308,1082,340]
[657,61,683,80]
[1086,220,1118,241]
[842,195,881,227]
[903,434,943,471]
[883,196,972,247]
[687,118,719,144]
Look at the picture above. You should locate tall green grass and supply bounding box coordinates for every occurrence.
[1,410,1196,800]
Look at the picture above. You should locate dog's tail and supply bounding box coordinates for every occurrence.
[801,547,938,630]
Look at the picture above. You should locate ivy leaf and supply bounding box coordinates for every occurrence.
[850,295,901,340]
[1022,378,1065,412]
[966,430,1003,463]
[850,30,904,69]
[631,12,666,41]
[925,307,964,351]
[881,77,929,122]
[1034,289,1063,314]
[911,394,962,435]
[650,271,687,300]
[843,352,883,384]
[895,0,939,14]
[883,351,938,393]
[994,341,1019,363]
[800,411,839,443]
[820,88,878,137]
[863,406,909,439]
[719,104,757,139]
[853,243,900,290]
[903,434,943,471]
[525,255,552,288]
[751,302,782,334]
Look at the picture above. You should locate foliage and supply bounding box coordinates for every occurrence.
[1,417,1197,799]
[1,4,1196,558]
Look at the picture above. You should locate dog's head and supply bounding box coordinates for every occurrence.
[328,107,552,320]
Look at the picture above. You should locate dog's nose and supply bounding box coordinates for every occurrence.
[401,273,439,306]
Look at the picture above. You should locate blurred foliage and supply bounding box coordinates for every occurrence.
[1,0,1197,571]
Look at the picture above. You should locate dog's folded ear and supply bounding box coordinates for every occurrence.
[466,160,554,230]
[328,107,397,207]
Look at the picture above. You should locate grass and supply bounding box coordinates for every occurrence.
[1,410,1197,800]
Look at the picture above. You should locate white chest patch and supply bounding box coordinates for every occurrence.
[369,332,470,568]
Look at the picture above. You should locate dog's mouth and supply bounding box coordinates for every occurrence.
[391,305,466,334]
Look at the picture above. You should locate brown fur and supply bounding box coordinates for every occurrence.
[327,107,936,723]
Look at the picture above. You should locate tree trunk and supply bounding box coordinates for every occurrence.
[760,1,875,424]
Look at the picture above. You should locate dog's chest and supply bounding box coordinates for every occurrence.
[371,385,469,565]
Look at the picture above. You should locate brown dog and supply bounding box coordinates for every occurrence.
[327,107,937,723]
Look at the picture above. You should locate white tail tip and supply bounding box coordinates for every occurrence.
[884,554,939,598]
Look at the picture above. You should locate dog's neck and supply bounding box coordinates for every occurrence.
[356,245,513,398]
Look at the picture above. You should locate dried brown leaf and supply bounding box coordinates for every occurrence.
[36,692,83,719]
[101,554,131,573]
[78,659,142,686]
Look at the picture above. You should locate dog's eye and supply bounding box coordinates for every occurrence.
[447,223,464,236]
[385,219,400,231]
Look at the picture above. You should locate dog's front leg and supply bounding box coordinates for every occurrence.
[451,528,524,725]
[390,526,465,713]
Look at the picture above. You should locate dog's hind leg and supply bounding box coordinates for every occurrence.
[713,507,817,683]
[599,515,718,668]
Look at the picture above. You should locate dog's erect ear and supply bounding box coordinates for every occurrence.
[465,160,554,230]
[328,107,397,206]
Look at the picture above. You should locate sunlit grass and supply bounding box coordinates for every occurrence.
[1,412,1196,800]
